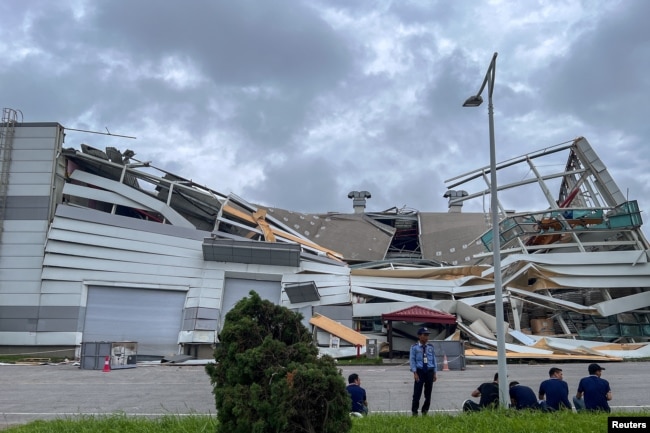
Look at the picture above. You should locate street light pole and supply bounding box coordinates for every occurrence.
[462,52,508,408]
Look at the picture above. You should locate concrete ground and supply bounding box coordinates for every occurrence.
[1,360,649,428]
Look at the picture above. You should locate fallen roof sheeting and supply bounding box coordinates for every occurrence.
[464,347,622,362]
[309,313,367,347]
[508,287,598,315]
[57,136,650,361]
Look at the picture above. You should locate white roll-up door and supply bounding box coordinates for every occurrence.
[221,278,281,329]
[83,286,186,357]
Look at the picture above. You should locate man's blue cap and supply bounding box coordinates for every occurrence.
[417,327,431,335]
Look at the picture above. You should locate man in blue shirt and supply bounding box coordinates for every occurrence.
[574,363,612,412]
[409,327,437,416]
[509,381,540,410]
[346,373,368,416]
[539,367,572,411]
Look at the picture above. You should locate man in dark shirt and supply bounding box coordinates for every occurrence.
[463,373,499,412]
[509,381,540,410]
[539,367,572,411]
[574,363,612,412]
[346,373,368,415]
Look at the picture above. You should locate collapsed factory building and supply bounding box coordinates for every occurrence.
[2,110,650,362]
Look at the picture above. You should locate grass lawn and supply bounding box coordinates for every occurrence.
[4,410,648,433]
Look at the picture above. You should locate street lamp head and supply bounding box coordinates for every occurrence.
[463,95,483,107]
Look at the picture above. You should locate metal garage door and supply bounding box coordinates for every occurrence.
[83,286,186,358]
[221,278,281,329]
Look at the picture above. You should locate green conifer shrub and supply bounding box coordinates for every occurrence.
[206,291,352,433]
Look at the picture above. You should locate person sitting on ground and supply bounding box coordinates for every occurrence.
[463,373,500,412]
[538,367,572,411]
[574,363,612,412]
[509,381,540,410]
[346,373,368,416]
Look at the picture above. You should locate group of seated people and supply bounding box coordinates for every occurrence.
[346,364,611,416]
[463,364,612,413]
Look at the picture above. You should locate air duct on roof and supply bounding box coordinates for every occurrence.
[443,190,468,213]
[348,190,371,213]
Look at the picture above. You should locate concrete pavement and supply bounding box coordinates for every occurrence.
[1,360,649,428]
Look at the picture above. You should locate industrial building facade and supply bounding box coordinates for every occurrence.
[2,112,650,361]
[0,119,352,359]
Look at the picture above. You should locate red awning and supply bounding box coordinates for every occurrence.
[381,305,456,324]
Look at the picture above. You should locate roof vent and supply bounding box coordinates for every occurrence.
[443,190,468,213]
[348,190,371,214]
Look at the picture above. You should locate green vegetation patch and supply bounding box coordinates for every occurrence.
[5,410,650,433]
[3,414,216,433]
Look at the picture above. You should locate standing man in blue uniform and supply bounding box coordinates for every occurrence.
[409,327,437,416]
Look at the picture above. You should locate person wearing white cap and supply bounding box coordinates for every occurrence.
[409,327,437,416]
[574,363,612,412]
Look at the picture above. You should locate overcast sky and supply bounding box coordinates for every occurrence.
[2,0,649,217]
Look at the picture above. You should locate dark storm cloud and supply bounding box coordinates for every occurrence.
[242,153,343,213]
[534,0,650,212]
[2,0,649,219]
[390,0,458,24]
[541,1,650,133]
[1,0,356,184]
[94,0,351,89]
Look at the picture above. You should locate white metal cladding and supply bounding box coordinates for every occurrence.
[221,278,281,329]
[83,286,186,357]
